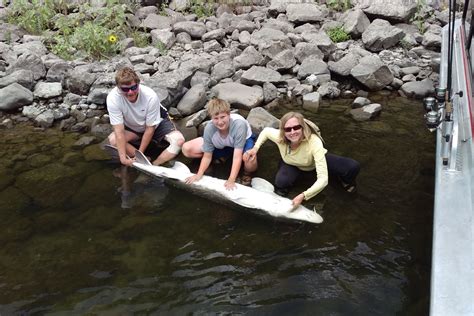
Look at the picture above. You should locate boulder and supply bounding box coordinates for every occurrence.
[0,83,33,111]
[211,82,263,110]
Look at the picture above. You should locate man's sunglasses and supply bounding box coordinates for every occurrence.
[283,125,302,133]
[119,84,139,93]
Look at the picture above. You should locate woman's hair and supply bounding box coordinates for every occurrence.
[115,67,140,86]
[207,98,231,117]
[278,111,313,144]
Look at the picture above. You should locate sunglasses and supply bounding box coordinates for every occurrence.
[119,84,139,93]
[283,124,302,133]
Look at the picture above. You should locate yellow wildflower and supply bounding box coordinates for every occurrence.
[108,35,117,43]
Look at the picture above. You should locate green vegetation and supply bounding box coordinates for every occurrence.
[189,0,215,18]
[326,0,352,12]
[411,0,432,34]
[327,26,351,43]
[399,38,414,51]
[155,40,168,55]
[7,0,148,60]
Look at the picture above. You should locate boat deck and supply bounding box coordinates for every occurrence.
[430,19,474,316]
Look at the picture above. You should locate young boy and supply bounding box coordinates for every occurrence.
[182,98,257,190]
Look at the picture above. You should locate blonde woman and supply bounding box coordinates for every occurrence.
[245,112,359,208]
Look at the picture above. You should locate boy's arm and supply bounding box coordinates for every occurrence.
[226,148,243,190]
[185,152,212,184]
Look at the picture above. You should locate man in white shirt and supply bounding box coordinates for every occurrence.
[106,67,184,166]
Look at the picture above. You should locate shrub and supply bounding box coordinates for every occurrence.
[7,0,56,34]
[7,0,146,60]
[326,0,352,12]
[189,0,215,18]
[327,26,351,43]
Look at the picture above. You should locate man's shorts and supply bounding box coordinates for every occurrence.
[212,134,256,160]
[126,116,176,147]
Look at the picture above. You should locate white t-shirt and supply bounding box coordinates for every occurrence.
[107,85,163,133]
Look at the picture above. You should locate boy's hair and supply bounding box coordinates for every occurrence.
[115,67,140,86]
[207,98,231,117]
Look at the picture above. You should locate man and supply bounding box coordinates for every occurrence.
[182,98,258,190]
[106,67,184,166]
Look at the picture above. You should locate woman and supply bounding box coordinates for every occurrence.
[245,112,359,208]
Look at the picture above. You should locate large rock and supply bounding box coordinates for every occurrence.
[286,3,327,23]
[7,52,46,81]
[66,68,97,95]
[294,42,324,63]
[328,52,361,76]
[246,107,280,135]
[233,46,265,70]
[342,9,371,38]
[0,83,33,111]
[358,0,417,22]
[400,78,435,98]
[297,56,329,80]
[267,49,297,72]
[176,84,207,116]
[350,103,382,121]
[422,24,442,49]
[301,31,336,57]
[12,41,48,57]
[0,69,35,90]
[362,19,405,52]
[250,28,292,57]
[241,66,282,85]
[141,14,171,30]
[351,55,394,90]
[33,82,62,99]
[211,82,263,110]
[151,28,176,48]
[173,21,207,38]
[211,59,235,82]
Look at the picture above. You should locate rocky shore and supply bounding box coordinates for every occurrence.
[0,0,444,142]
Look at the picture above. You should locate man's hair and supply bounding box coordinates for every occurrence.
[115,67,140,86]
[207,98,231,117]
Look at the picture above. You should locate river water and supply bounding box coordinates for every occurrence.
[0,94,434,315]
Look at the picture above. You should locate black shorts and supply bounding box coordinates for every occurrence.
[125,116,176,146]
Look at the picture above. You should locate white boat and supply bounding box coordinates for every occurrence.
[424,2,474,315]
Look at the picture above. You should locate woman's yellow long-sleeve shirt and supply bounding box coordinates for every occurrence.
[254,127,329,200]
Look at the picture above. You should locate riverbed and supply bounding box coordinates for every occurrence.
[0,94,434,315]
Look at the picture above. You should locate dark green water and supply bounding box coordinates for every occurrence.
[0,94,434,315]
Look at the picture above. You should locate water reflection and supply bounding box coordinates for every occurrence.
[0,95,434,315]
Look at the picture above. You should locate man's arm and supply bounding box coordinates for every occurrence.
[114,124,134,166]
[138,125,155,153]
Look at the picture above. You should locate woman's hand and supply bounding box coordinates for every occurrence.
[244,148,257,162]
[185,174,202,184]
[291,193,305,210]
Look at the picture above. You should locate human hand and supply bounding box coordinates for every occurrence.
[185,174,202,184]
[120,156,135,166]
[224,179,237,190]
[291,193,305,210]
[244,148,257,162]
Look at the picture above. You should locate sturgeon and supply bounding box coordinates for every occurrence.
[131,150,323,224]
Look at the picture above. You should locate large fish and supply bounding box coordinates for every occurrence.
[130,149,323,224]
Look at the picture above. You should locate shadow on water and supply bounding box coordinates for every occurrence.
[0,94,434,315]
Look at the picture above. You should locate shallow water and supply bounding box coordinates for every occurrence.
[0,95,434,315]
